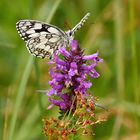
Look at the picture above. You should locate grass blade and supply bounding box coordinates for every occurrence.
[8,0,62,140]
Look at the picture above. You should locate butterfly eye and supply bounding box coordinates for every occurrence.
[69,31,73,36]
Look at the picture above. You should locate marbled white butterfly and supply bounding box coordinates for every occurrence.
[16,13,90,59]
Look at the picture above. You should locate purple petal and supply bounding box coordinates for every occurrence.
[83,81,92,89]
[90,70,100,78]
[70,40,78,52]
[74,81,92,95]
[68,69,75,77]
[83,52,98,61]
[49,79,64,91]
[47,89,56,96]
[48,98,60,105]
[71,40,78,47]
[96,57,103,63]
[60,102,67,110]
[75,77,83,83]
[70,62,77,69]
[47,104,54,110]
[48,97,71,110]
[60,47,70,58]
[56,64,67,72]
[54,54,66,65]
[68,62,78,76]
[51,73,64,82]
[58,93,71,101]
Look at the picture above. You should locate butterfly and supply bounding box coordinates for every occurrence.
[16,13,90,59]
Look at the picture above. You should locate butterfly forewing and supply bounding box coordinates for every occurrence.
[16,20,68,58]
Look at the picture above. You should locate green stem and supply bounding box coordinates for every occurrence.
[8,56,34,140]
[129,0,139,139]
[110,0,125,139]
[129,0,138,103]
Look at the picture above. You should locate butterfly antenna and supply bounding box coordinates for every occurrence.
[71,12,90,35]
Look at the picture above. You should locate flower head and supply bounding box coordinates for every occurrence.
[47,40,102,112]
[42,40,106,139]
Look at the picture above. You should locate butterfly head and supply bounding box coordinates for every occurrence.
[66,30,74,43]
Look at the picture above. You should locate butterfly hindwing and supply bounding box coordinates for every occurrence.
[26,34,64,58]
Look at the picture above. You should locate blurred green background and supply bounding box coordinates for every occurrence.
[0,0,140,140]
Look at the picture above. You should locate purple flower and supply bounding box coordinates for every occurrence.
[48,93,72,111]
[47,40,102,111]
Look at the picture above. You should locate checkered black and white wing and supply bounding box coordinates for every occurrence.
[16,20,68,58]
